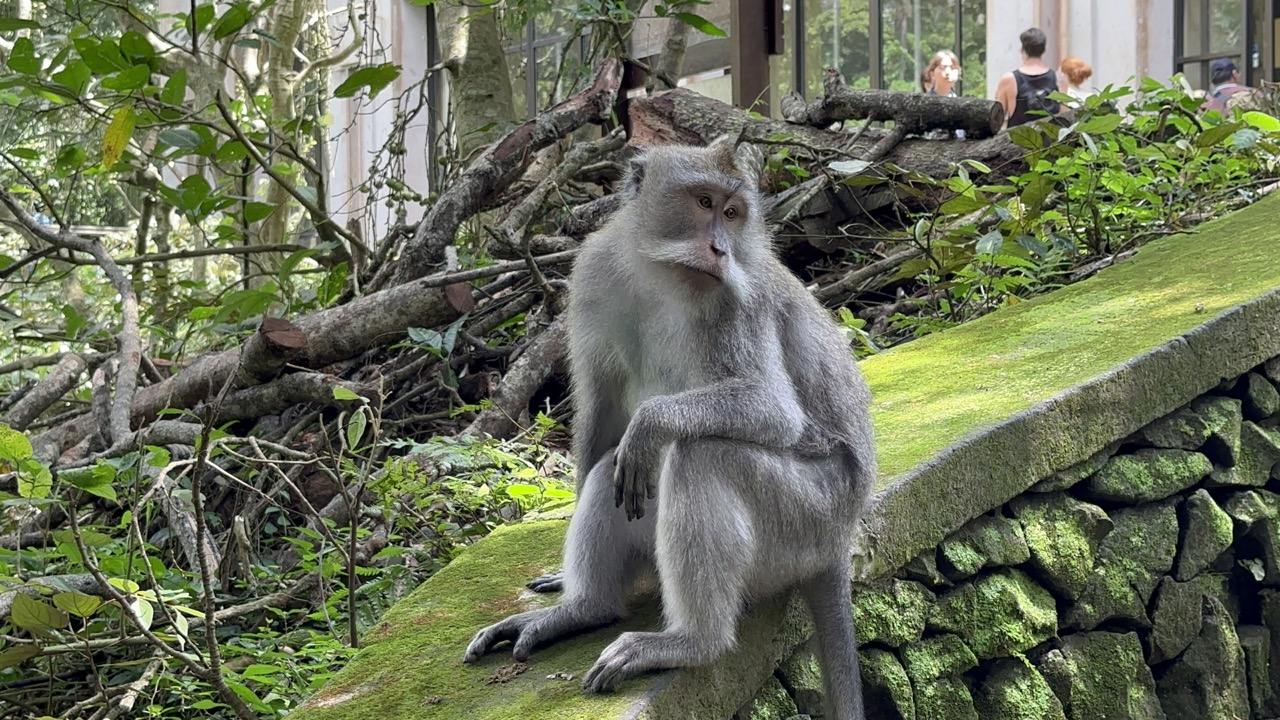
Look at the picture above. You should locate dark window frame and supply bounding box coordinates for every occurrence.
[1174,0,1273,86]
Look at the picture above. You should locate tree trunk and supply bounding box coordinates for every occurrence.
[255,0,311,281]
[436,1,518,158]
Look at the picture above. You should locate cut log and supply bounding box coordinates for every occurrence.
[628,88,1024,182]
[781,67,1006,138]
[2,352,88,430]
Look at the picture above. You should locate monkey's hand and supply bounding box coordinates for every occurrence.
[613,415,662,521]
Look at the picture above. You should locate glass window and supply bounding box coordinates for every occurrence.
[1209,0,1244,54]
[800,0,872,95]
[882,0,957,93]
[1183,0,1205,56]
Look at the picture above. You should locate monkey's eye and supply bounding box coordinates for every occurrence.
[724,206,738,220]
[697,195,713,209]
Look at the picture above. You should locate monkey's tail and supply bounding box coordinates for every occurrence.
[799,562,866,720]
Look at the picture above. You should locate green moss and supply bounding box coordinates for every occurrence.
[1243,372,1280,419]
[1174,489,1234,581]
[862,193,1280,487]
[289,519,649,720]
[927,568,1058,659]
[1010,492,1112,601]
[852,578,935,647]
[1036,631,1164,720]
[974,654,1066,720]
[777,647,825,716]
[859,649,914,720]
[739,676,798,720]
[1207,421,1280,487]
[938,514,1030,581]
[900,635,980,720]
[1081,449,1212,503]
[1137,396,1242,464]
[1063,499,1180,632]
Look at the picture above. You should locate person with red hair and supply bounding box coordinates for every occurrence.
[1060,56,1094,105]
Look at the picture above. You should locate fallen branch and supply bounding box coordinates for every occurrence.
[207,372,375,422]
[0,189,142,449]
[781,67,1006,139]
[391,58,624,286]
[463,320,568,439]
[2,353,89,431]
[815,244,925,304]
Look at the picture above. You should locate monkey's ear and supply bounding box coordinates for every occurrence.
[733,143,765,185]
[621,153,647,200]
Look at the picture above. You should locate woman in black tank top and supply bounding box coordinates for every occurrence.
[1008,69,1062,127]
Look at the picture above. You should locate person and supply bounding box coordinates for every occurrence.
[1060,56,1095,106]
[919,68,933,93]
[995,27,1069,129]
[922,50,965,139]
[1200,57,1263,114]
[926,50,961,98]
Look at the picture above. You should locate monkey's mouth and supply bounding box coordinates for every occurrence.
[676,262,723,284]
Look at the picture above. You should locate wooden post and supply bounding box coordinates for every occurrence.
[731,0,776,115]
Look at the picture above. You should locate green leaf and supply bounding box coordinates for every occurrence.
[0,423,33,463]
[157,128,203,150]
[189,4,216,36]
[74,38,128,74]
[243,201,276,223]
[1077,113,1122,133]
[212,2,255,40]
[1242,111,1280,133]
[0,18,40,31]
[11,594,69,631]
[130,597,154,632]
[161,69,188,106]
[100,64,151,92]
[59,462,118,503]
[332,386,361,401]
[1233,127,1262,149]
[17,460,51,500]
[172,609,190,646]
[6,38,41,75]
[7,148,38,160]
[333,63,402,99]
[52,59,92,96]
[938,193,988,215]
[108,577,140,594]
[1019,174,1053,219]
[672,12,727,37]
[506,483,540,498]
[1008,125,1043,150]
[216,140,248,163]
[55,144,87,174]
[346,406,368,450]
[52,591,102,619]
[975,230,1004,256]
[119,31,156,63]
[0,645,40,671]
[191,700,220,710]
[102,106,137,168]
[1195,121,1242,148]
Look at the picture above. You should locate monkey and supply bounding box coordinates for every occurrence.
[462,136,875,720]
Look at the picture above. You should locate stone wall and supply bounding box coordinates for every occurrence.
[748,357,1280,720]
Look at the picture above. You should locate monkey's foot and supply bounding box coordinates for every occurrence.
[583,631,672,693]
[526,570,563,593]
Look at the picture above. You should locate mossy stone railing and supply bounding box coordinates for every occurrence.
[291,194,1280,720]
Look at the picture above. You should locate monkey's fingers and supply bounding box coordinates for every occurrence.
[526,571,564,593]
[462,619,522,663]
[613,464,626,509]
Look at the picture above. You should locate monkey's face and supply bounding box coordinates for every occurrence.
[624,144,766,297]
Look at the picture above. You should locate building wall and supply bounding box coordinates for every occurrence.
[985,0,1175,101]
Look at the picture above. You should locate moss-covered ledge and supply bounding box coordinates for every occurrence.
[292,195,1280,720]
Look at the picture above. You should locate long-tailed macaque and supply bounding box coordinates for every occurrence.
[463,136,874,720]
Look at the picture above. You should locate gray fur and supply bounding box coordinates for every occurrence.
[464,138,874,720]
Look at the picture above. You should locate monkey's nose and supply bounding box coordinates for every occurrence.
[710,242,727,257]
